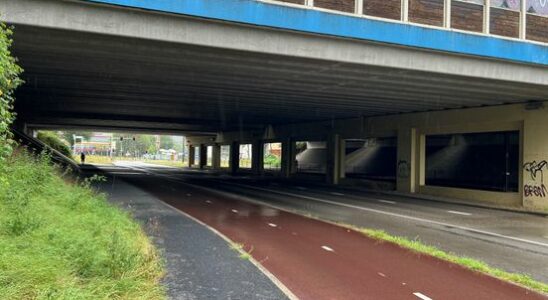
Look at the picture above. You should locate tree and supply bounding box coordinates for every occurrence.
[159,135,174,150]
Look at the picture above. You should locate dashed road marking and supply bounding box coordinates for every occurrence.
[296,186,307,190]
[231,209,239,213]
[377,272,386,277]
[205,200,212,204]
[330,192,345,196]
[413,292,433,300]
[186,193,192,197]
[447,210,472,216]
[321,245,334,252]
[268,223,278,228]
[219,183,548,249]
[378,200,397,204]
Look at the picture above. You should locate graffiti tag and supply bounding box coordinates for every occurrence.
[524,184,547,198]
[523,160,548,198]
[523,160,548,182]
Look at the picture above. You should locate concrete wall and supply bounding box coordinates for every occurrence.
[188,102,548,213]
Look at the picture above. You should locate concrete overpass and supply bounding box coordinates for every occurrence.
[1,0,548,212]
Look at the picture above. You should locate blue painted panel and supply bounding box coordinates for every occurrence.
[84,0,548,66]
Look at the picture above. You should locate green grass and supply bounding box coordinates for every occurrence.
[73,155,114,165]
[143,160,185,168]
[339,224,548,295]
[229,243,252,260]
[0,151,165,299]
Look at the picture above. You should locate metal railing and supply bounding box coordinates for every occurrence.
[263,0,548,44]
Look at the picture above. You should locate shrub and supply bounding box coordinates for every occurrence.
[0,21,23,162]
[36,131,73,158]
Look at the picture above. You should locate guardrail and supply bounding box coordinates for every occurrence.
[264,0,548,44]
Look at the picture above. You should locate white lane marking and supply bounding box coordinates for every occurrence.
[413,292,433,300]
[186,193,192,197]
[219,182,548,249]
[447,210,472,216]
[268,223,278,228]
[121,166,548,249]
[231,209,239,213]
[321,245,334,252]
[377,272,386,277]
[205,200,212,204]
[330,192,345,196]
[378,200,397,204]
[145,190,300,300]
[296,186,307,190]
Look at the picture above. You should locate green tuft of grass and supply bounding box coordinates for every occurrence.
[0,151,165,299]
[229,243,252,260]
[343,224,548,295]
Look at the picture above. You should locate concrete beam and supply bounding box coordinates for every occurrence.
[2,0,547,85]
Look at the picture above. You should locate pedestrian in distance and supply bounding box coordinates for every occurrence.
[80,152,86,164]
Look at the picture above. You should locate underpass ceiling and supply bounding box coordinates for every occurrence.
[11,25,548,134]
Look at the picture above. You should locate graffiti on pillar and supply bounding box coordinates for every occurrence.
[523,160,548,198]
[397,160,410,178]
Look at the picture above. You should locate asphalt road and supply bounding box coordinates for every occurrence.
[87,162,548,299]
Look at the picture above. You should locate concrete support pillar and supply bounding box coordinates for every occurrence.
[522,108,548,211]
[188,146,195,168]
[396,128,417,193]
[340,139,346,180]
[230,141,239,174]
[252,140,264,175]
[326,134,344,185]
[199,144,207,169]
[281,138,295,178]
[212,144,221,169]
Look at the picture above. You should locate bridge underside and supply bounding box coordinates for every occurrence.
[12,24,548,135]
[4,0,548,212]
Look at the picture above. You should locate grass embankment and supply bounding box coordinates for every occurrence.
[0,152,165,299]
[340,224,548,294]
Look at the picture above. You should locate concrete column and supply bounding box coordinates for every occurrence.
[396,128,417,193]
[230,141,239,174]
[522,107,548,211]
[188,146,195,168]
[199,144,207,169]
[252,140,264,175]
[326,134,344,185]
[212,144,221,169]
[281,138,295,178]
